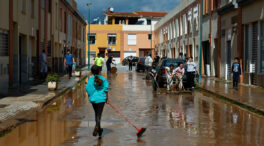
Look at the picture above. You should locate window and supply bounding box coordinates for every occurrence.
[147,19,152,25]
[41,0,45,9]
[30,0,34,18]
[148,34,152,40]
[21,0,26,13]
[59,8,62,31]
[55,3,58,29]
[64,12,67,33]
[0,30,9,56]
[89,33,96,45]
[48,0,51,13]
[108,34,116,45]
[128,34,136,45]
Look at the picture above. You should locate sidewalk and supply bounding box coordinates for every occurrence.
[199,77,264,114]
[0,67,89,133]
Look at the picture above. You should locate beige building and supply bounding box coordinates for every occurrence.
[0,0,86,95]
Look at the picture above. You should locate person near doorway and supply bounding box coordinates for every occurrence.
[178,52,183,59]
[149,63,158,91]
[106,56,115,73]
[165,64,176,91]
[232,57,241,90]
[64,50,75,79]
[86,65,109,138]
[186,57,198,90]
[40,50,47,80]
[95,54,104,71]
[128,56,133,71]
[175,62,185,90]
[145,54,153,80]
[154,55,160,64]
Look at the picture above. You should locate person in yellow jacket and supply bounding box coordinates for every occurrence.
[95,53,104,71]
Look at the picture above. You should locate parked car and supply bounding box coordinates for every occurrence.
[122,56,139,66]
[156,59,187,88]
[136,57,146,72]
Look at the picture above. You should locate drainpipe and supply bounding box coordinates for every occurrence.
[199,0,203,84]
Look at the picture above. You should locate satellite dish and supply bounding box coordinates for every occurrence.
[110,7,114,12]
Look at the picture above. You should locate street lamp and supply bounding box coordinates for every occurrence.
[199,0,203,84]
[87,3,92,71]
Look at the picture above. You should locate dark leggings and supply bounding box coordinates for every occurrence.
[233,72,239,87]
[187,72,195,88]
[66,64,73,77]
[106,63,111,72]
[129,63,133,71]
[92,102,105,129]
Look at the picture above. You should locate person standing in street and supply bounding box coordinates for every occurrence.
[106,56,115,73]
[146,54,153,80]
[128,56,133,71]
[40,50,47,80]
[232,57,241,90]
[154,55,160,64]
[95,54,104,71]
[186,57,198,90]
[64,50,75,79]
[86,65,109,138]
[149,63,158,91]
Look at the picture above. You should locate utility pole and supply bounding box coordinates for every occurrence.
[87,3,92,70]
[150,17,153,57]
[199,0,203,84]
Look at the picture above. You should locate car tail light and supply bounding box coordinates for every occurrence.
[161,69,166,74]
[138,62,143,65]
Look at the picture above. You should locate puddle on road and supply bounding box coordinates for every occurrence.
[0,73,264,146]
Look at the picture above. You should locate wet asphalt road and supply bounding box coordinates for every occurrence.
[1,72,264,146]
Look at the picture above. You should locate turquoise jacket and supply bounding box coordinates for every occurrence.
[86,75,109,104]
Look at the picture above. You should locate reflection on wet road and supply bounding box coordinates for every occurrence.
[1,72,264,146]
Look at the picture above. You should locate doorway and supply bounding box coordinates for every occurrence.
[203,41,210,75]
[226,40,232,80]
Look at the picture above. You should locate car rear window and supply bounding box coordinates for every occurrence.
[164,60,185,68]
[139,58,145,62]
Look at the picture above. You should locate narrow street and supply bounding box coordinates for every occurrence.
[0,70,264,146]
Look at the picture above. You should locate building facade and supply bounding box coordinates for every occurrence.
[0,0,86,95]
[86,10,167,62]
[154,0,264,87]
[88,24,122,64]
[238,0,264,86]
[154,0,201,68]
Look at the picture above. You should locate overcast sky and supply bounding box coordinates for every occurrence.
[76,0,181,22]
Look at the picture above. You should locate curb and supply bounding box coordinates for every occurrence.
[197,86,264,116]
[41,74,88,108]
[0,74,89,137]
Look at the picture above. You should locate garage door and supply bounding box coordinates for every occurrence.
[124,51,136,58]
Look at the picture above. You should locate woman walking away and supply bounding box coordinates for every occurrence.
[86,65,109,138]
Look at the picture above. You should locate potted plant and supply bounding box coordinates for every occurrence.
[46,74,60,91]
[75,68,82,77]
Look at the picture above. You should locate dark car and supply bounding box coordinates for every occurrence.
[122,56,139,66]
[136,57,146,72]
[156,59,187,88]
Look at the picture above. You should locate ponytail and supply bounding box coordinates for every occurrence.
[94,75,102,86]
